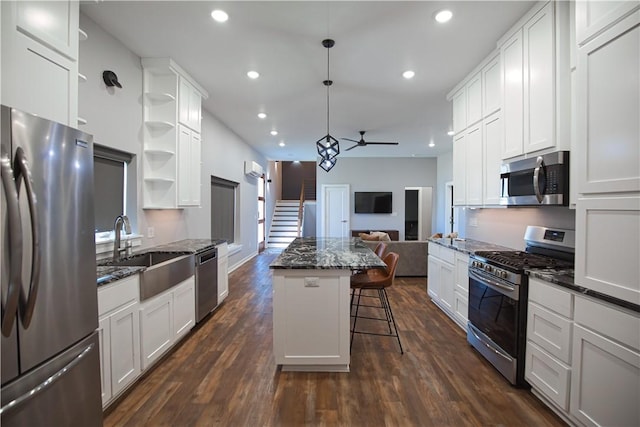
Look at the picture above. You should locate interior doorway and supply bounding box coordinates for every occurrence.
[321,184,350,238]
[404,187,433,240]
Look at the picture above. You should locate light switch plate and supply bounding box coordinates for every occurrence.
[147,226,155,238]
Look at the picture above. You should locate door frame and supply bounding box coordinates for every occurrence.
[320,184,350,238]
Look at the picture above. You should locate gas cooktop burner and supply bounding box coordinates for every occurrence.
[474,250,573,270]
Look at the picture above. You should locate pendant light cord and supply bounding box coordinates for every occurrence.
[326,44,330,137]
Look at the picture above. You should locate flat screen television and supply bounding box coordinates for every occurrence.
[354,192,392,214]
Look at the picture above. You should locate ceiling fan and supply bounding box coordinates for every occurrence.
[342,131,399,151]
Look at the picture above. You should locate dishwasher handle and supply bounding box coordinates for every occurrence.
[198,249,217,264]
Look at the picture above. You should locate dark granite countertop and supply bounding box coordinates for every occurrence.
[428,237,516,254]
[527,269,640,313]
[270,237,387,270]
[96,265,145,287]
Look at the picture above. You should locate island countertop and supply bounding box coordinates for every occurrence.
[269,237,387,270]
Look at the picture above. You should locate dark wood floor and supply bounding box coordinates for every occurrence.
[104,250,565,427]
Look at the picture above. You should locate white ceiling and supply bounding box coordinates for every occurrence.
[81,1,534,161]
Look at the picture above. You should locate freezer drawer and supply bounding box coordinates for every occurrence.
[0,332,102,427]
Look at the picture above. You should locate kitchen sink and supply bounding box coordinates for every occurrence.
[112,252,195,301]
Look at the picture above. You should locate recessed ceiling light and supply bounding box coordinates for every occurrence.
[247,70,260,79]
[257,112,267,119]
[429,142,436,148]
[447,130,455,136]
[270,130,278,136]
[279,142,285,147]
[402,70,415,79]
[435,10,453,24]
[211,10,228,23]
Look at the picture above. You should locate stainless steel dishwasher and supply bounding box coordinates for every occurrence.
[195,247,218,323]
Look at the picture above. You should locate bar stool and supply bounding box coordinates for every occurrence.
[373,241,387,258]
[350,252,403,354]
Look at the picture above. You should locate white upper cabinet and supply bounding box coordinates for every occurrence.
[499,1,571,160]
[482,54,502,117]
[483,112,503,205]
[178,77,202,133]
[1,0,79,126]
[465,124,483,206]
[501,28,525,159]
[466,72,483,127]
[452,133,466,206]
[452,88,467,135]
[576,0,640,45]
[575,10,640,195]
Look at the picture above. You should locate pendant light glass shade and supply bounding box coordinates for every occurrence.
[319,156,337,172]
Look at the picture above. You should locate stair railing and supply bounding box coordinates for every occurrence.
[297,181,305,237]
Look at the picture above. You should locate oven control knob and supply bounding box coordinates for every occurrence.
[484,265,492,273]
[500,270,508,279]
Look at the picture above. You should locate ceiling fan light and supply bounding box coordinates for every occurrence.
[319,156,337,172]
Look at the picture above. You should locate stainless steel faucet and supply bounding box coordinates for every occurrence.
[113,215,132,260]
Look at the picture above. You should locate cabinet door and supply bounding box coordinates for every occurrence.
[465,125,483,206]
[523,2,555,154]
[97,316,112,407]
[109,302,141,398]
[189,88,202,133]
[570,324,640,427]
[439,260,455,312]
[427,255,440,301]
[218,255,229,302]
[140,292,173,370]
[452,88,467,135]
[482,112,503,205]
[466,72,482,126]
[173,278,195,340]
[190,132,201,206]
[576,12,639,194]
[453,290,469,329]
[454,253,469,294]
[576,0,639,45]
[178,77,191,128]
[452,133,466,206]
[575,196,640,304]
[501,29,524,159]
[482,54,502,117]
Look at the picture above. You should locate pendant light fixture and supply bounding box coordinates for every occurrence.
[316,38,339,172]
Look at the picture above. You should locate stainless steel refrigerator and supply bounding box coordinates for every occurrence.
[1,106,102,426]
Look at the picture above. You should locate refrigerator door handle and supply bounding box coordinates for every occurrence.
[1,150,23,336]
[0,342,95,416]
[13,147,41,329]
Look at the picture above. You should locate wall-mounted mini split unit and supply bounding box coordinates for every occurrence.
[244,160,263,178]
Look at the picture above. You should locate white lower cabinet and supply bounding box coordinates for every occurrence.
[97,275,141,408]
[139,276,195,370]
[428,242,469,331]
[217,242,229,303]
[526,278,574,412]
[570,296,640,427]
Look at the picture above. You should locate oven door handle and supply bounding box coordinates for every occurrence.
[468,324,514,362]
[469,269,518,300]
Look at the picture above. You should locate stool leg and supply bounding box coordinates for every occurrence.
[378,288,393,334]
[382,288,404,354]
[350,287,363,351]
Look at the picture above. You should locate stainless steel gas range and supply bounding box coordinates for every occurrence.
[467,226,575,386]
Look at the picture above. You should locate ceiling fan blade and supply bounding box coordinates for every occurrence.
[345,144,360,151]
[364,142,399,145]
[340,138,360,143]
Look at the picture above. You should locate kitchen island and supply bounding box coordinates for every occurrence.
[270,237,386,372]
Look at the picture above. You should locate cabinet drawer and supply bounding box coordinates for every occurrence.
[574,295,640,352]
[526,341,571,411]
[528,278,573,318]
[439,246,456,265]
[428,242,440,258]
[527,302,573,364]
[98,275,139,315]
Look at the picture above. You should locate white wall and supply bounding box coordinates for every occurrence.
[464,207,576,250]
[315,157,438,240]
[79,13,267,269]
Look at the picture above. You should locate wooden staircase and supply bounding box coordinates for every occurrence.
[267,200,301,248]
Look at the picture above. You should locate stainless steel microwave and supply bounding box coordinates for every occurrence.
[500,151,569,206]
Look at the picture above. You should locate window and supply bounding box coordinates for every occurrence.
[211,176,238,244]
[93,145,133,233]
